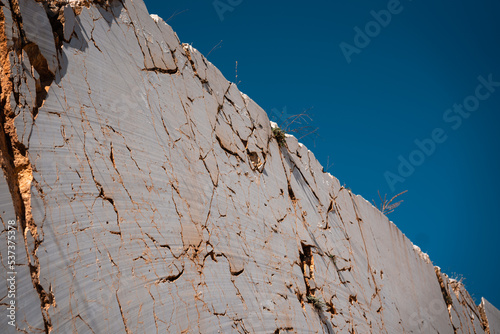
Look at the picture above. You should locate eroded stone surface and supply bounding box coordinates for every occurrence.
[481,298,500,334]
[0,0,499,333]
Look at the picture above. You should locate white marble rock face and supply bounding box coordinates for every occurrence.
[0,0,499,333]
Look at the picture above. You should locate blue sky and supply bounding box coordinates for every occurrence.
[144,0,500,306]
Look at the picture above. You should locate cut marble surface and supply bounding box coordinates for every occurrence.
[0,0,499,333]
[482,298,500,334]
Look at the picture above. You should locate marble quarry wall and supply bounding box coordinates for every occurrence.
[0,0,499,332]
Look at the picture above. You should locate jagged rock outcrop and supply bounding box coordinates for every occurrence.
[0,0,499,333]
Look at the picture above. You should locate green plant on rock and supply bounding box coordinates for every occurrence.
[306,294,326,310]
[272,127,287,147]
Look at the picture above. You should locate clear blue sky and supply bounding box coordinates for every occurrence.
[144,0,500,306]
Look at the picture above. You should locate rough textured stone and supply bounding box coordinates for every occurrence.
[481,298,500,334]
[0,0,499,333]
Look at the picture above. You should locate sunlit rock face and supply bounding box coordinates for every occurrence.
[0,0,499,333]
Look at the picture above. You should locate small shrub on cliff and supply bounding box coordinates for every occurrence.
[306,295,326,310]
[278,107,319,142]
[372,190,408,215]
[272,127,287,147]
